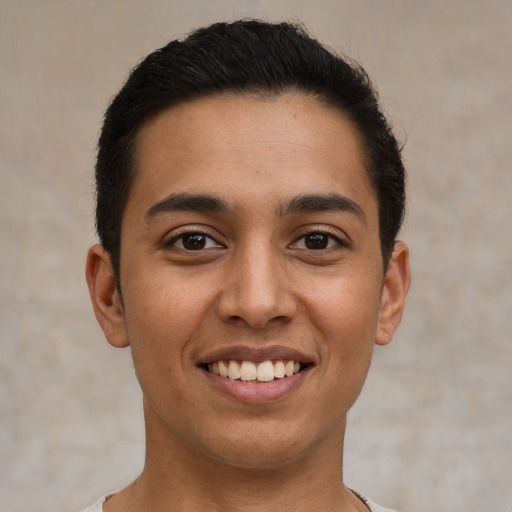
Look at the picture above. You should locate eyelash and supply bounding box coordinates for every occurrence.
[165,230,224,251]
[290,230,347,251]
[164,228,347,253]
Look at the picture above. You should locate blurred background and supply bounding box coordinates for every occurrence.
[1,1,511,511]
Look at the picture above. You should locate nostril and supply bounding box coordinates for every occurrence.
[225,314,293,329]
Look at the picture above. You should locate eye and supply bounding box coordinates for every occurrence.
[292,232,342,250]
[168,232,223,251]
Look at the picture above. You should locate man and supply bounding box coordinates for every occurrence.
[84,20,410,512]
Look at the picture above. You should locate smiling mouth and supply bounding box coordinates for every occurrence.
[203,359,309,383]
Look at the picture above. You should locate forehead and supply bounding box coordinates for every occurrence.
[128,93,377,221]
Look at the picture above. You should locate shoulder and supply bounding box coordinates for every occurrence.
[352,489,399,512]
[80,495,110,512]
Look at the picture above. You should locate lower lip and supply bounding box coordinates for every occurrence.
[200,366,311,404]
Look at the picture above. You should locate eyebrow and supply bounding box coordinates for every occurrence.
[144,193,230,221]
[279,193,366,223]
[144,191,366,224]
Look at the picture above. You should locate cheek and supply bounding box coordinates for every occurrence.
[296,280,379,420]
[122,285,206,411]
[304,273,381,334]
[121,273,215,371]
[124,267,214,327]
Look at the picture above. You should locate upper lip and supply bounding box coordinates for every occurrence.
[197,345,316,365]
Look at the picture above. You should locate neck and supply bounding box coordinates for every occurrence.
[105,401,367,512]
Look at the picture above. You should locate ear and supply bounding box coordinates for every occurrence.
[375,241,411,346]
[85,244,130,348]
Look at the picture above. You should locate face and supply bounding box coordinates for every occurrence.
[87,93,409,469]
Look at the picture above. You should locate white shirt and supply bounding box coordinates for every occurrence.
[81,492,398,512]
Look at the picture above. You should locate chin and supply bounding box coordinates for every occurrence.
[201,420,318,470]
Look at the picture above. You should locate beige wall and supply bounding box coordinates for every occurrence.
[1,1,511,511]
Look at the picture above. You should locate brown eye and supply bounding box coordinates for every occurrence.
[290,231,343,251]
[168,232,223,251]
[304,233,330,250]
[182,233,207,250]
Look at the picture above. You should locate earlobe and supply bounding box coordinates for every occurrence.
[85,244,130,348]
[375,241,411,346]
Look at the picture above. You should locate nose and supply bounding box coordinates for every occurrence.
[216,241,297,329]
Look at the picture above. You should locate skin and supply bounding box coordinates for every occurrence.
[86,93,410,512]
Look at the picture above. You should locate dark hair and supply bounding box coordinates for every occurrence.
[95,20,405,282]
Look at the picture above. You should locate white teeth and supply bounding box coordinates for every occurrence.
[208,359,304,382]
[256,360,275,382]
[218,360,228,377]
[228,360,241,379]
[274,360,286,378]
[240,361,257,381]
